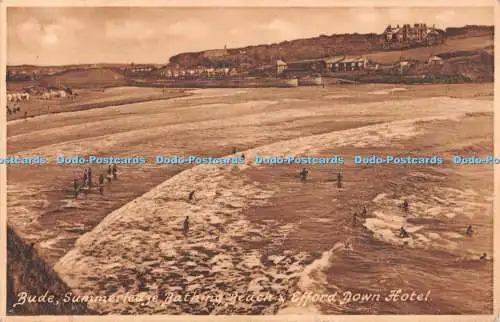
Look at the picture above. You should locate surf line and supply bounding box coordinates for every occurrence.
[278,242,345,314]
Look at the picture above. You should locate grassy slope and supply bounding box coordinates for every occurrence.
[364,36,493,63]
[7,226,96,315]
[168,26,493,68]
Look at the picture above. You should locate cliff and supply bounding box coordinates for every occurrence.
[7,226,97,315]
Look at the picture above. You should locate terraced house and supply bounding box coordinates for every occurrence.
[275,56,369,75]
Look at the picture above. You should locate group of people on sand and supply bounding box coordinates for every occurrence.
[6,105,28,120]
[6,104,22,116]
[73,164,118,197]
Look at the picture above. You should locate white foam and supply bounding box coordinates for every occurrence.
[369,88,408,95]
[373,193,387,203]
[281,98,306,103]
[442,232,464,239]
[363,185,491,255]
[324,94,352,99]
[297,246,337,290]
[176,89,248,100]
[278,242,345,314]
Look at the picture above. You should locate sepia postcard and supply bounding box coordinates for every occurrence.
[1,0,498,321]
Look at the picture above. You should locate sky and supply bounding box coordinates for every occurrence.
[7,7,494,66]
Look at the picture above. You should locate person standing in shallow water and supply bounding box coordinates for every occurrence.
[466,225,474,237]
[352,212,358,226]
[83,169,88,187]
[73,178,79,197]
[401,199,409,214]
[107,165,112,183]
[183,216,190,235]
[112,164,118,179]
[88,167,92,188]
[99,174,105,195]
[189,190,196,202]
[299,168,308,181]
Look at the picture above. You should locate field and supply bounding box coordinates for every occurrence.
[7,83,493,315]
[364,35,493,63]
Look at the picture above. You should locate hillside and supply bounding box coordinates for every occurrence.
[351,50,494,84]
[7,67,129,91]
[364,36,493,63]
[40,68,127,89]
[167,25,493,68]
[7,226,96,315]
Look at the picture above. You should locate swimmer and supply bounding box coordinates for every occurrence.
[401,199,409,214]
[188,190,196,202]
[399,227,409,238]
[183,216,190,235]
[466,225,473,237]
[299,168,309,181]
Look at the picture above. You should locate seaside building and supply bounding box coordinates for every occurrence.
[276,60,288,75]
[274,55,368,75]
[428,55,444,65]
[331,56,368,72]
[383,23,437,43]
